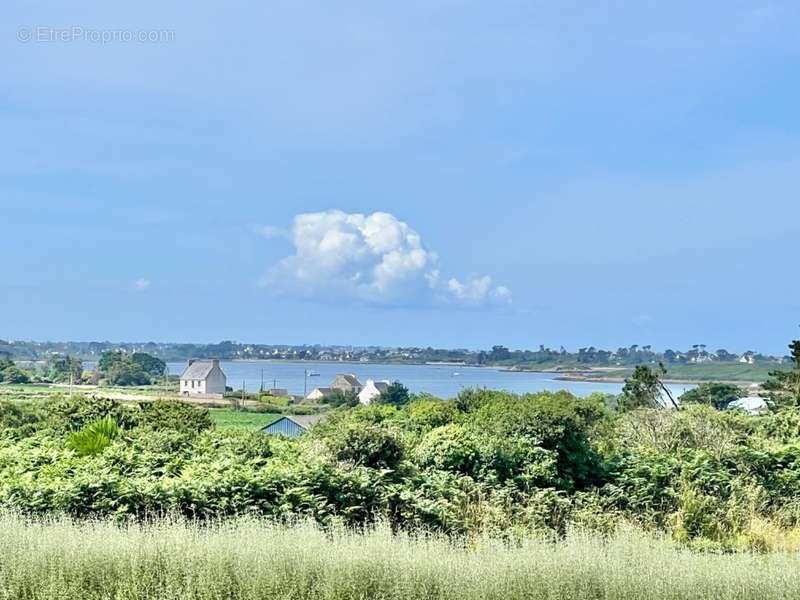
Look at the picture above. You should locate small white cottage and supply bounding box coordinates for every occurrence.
[179,359,226,397]
[358,379,390,405]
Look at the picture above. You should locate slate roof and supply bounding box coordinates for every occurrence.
[180,360,218,381]
[309,387,334,396]
[333,374,363,387]
[372,381,390,392]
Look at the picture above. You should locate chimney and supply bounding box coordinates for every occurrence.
[187,359,195,366]
[212,359,219,367]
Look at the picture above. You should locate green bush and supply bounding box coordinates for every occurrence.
[323,422,405,470]
[137,399,213,434]
[45,395,136,432]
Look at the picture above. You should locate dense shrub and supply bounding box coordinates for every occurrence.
[0,401,42,438]
[4,389,800,547]
[45,395,136,432]
[324,422,405,470]
[137,399,213,433]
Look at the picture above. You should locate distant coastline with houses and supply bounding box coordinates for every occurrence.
[179,358,392,405]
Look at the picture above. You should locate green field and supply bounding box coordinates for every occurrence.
[208,408,282,430]
[1,514,798,600]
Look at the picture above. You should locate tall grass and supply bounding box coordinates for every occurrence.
[1,514,800,599]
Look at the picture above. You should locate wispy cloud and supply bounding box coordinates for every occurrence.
[134,278,151,291]
[259,210,511,307]
[254,224,288,240]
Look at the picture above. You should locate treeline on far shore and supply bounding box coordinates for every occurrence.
[1,338,791,370]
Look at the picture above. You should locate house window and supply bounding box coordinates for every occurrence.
[191,380,195,388]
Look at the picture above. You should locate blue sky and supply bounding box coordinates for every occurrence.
[2,1,799,353]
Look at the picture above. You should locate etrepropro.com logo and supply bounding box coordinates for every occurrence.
[17,26,175,44]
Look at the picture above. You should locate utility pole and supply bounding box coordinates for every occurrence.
[304,369,308,397]
[241,379,246,411]
[260,369,264,394]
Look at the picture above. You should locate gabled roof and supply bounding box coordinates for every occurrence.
[334,373,362,386]
[309,387,334,396]
[264,414,327,431]
[180,360,220,380]
[372,380,390,392]
[287,414,327,428]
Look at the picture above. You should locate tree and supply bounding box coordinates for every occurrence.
[47,355,83,383]
[620,363,678,411]
[679,383,743,410]
[374,381,411,406]
[763,339,800,411]
[0,365,30,384]
[98,350,125,373]
[324,389,360,408]
[98,350,160,386]
[488,345,512,361]
[131,353,167,378]
[106,360,151,386]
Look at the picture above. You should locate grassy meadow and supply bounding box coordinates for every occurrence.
[2,513,800,600]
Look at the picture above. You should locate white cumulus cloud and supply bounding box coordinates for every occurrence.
[260,210,511,307]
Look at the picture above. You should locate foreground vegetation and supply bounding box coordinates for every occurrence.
[1,337,799,598]
[2,514,800,600]
[3,380,800,550]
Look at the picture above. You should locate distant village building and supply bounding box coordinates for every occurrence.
[304,374,365,402]
[179,359,226,397]
[358,379,390,405]
[305,387,334,402]
[331,374,363,394]
[262,414,327,438]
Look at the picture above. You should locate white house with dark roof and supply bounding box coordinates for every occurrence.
[358,379,390,405]
[180,359,226,397]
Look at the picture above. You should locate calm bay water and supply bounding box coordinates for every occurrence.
[168,360,695,399]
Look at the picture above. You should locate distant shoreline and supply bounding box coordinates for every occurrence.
[498,366,762,387]
[194,360,764,386]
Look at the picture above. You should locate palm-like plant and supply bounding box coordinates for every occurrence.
[66,415,120,457]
